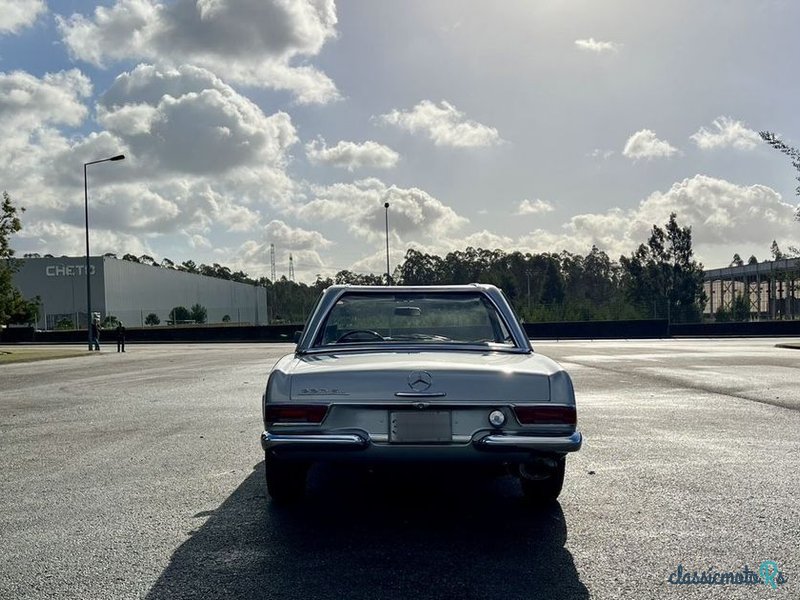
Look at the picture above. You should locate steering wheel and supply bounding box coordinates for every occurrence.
[335,329,385,343]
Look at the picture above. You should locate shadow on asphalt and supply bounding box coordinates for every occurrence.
[146,462,588,600]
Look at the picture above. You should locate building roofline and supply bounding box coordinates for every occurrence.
[704,257,800,280]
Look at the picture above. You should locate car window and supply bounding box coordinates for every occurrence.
[313,292,514,347]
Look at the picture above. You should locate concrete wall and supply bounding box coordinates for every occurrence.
[3,319,800,344]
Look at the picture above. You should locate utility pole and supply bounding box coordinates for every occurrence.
[384,202,391,285]
[269,243,276,282]
[526,270,531,312]
[289,254,295,282]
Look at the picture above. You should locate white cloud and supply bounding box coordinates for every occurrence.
[575,38,621,53]
[296,178,469,242]
[95,64,298,177]
[0,69,92,131]
[87,184,181,233]
[56,0,339,104]
[188,233,212,250]
[515,175,797,266]
[306,138,400,171]
[236,220,332,276]
[690,116,762,151]
[462,230,514,250]
[378,100,502,148]
[632,175,795,248]
[96,103,158,136]
[623,129,679,160]
[291,178,471,277]
[0,0,46,34]
[517,198,554,215]
[20,220,155,259]
[589,148,614,159]
[2,65,303,270]
[263,219,332,250]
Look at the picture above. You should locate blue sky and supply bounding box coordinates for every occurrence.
[1,0,799,281]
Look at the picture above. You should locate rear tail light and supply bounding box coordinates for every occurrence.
[264,404,329,424]
[513,405,576,426]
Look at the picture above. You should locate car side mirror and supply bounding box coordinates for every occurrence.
[293,330,302,344]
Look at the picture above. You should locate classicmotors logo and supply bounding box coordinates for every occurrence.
[667,561,788,589]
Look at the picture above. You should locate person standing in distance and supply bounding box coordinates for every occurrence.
[91,318,101,351]
[116,322,126,353]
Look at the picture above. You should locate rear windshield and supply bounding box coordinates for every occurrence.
[313,291,515,347]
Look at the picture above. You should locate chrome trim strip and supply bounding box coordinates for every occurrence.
[475,431,582,453]
[299,343,529,356]
[394,392,447,398]
[261,431,368,451]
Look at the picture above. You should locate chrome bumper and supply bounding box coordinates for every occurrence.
[262,431,368,452]
[474,431,582,453]
[261,430,582,455]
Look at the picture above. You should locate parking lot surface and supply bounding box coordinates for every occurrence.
[0,339,798,599]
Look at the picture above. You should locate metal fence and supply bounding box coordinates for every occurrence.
[39,305,263,331]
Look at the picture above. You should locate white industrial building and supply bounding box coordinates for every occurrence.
[11,256,268,329]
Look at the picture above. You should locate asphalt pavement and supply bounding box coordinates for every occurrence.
[0,339,798,599]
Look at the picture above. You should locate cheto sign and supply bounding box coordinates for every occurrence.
[45,264,96,277]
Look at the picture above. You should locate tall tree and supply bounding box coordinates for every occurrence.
[759,131,800,214]
[619,213,707,323]
[179,260,198,273]
[0,192,39,325]
[396,249,442,285]
[770,240,784,260]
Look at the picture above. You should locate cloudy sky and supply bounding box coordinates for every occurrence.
[1,0,799,281]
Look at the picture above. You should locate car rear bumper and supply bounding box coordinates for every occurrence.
[261,432,370,452]
[261,430,582,460]
[474,431,582,453]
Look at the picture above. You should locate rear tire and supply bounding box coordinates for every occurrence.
[265,455,307,504]
[519,457,565,504]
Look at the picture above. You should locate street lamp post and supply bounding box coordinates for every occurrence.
[84,154,125,350]
[384,202,390,285]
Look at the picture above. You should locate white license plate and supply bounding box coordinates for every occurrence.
[390,411,452,443]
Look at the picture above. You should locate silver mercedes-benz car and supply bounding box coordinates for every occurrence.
[260,284,582,504]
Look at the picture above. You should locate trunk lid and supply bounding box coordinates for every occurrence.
[288,351,557,403]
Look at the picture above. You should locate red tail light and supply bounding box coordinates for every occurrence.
[265,404,329,424]
[513,405,576,425]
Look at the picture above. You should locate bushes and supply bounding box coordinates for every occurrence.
[715,293,751,322]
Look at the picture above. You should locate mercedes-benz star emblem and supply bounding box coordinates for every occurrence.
[407,370,433,392]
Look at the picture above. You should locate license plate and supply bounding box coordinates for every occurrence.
[390,411,452,443]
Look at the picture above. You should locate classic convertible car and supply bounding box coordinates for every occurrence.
[260,284,582,504]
